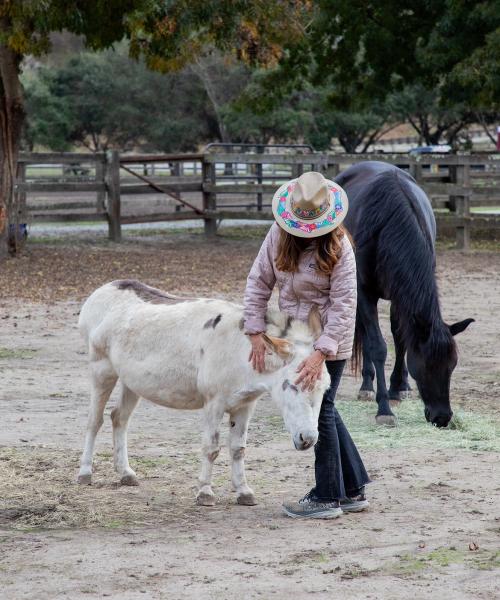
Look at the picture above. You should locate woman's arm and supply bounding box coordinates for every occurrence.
[243,225,277,335]
[313,236,357,357]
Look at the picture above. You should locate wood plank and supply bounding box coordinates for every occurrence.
[18,182,106,193]
[120,211,201,224]
[203,153,330,165]
[19,152,105,164]
[119,182,202,194]
[203,183,279,194]
[30,212,107,222]
[120,153,203,163]
[27,202,97,211]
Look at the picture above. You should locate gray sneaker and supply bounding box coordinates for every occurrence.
[283,492,343,520]
[340,491,369,513]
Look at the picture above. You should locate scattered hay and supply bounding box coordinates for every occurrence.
[336,398,500,452]
[0,447,204,531]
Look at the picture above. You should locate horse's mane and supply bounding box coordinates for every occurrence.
[356,170,454,358]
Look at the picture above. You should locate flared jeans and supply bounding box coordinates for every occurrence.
[311,360,371,501]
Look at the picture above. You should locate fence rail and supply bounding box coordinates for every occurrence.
[15,150,500,249]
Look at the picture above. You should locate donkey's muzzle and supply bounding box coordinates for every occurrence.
[293,431,318,451]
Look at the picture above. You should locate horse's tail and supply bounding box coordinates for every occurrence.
[351,308,363,376]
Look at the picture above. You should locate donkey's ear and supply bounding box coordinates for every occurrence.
[262,334,294,360]
[448,318,475,336]
[308,304,323,339]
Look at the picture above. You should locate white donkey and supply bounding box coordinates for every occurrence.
[77,280,329,506]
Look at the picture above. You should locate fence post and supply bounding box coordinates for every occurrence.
[409,157,423,183]
[202,156,217,236]
[256,145,264,211]
[323,155,339,180]
[453,162,471,251]
[106,150,121,242]
[96,157,105,212]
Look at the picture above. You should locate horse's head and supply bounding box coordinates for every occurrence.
[265,307,329,450]
[406,318,474,427]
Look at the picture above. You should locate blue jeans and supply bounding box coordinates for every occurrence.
[311,360,371,501]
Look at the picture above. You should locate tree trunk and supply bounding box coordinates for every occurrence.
[0,40,24,258]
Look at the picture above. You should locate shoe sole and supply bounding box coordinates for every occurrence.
[341,501,370,513]
[282,507,343,520]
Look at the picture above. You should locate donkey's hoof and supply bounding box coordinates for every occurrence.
[77,473,92,485]
[375,414,397,427]
[358,390,376,402]
[196,491,216,506]
[120,474,139,486]
[237,493,257,506]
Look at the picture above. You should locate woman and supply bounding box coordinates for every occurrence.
[243,171,370,519]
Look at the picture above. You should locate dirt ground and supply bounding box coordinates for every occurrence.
[0,228,499,600]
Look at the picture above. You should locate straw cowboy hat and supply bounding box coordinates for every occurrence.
[272,171,349,238]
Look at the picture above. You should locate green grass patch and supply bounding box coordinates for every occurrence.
[390,547,500,575]
[0,347,37,360]
[337,399,500,452]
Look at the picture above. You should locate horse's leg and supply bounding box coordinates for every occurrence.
[357,290,396,426]
[197,401,225,506]
[389,304,412,401]
[111,382,140,486]
[78,358,117,484]
[357,317,376,401]
[229,402,257,506]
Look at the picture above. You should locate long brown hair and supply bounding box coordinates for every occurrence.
[276,224,351,275]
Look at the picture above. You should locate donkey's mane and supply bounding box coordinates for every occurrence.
[356,171,454,358]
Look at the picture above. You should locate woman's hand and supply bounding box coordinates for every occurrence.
[248,333,268,373]
[295,350,326,391]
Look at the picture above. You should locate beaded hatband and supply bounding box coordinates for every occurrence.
[276,182,344,235]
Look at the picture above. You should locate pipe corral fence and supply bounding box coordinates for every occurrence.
[15,149,500,250]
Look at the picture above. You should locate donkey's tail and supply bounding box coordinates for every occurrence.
[351,308,363,376]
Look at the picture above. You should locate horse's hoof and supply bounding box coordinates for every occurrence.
[196,491,216,506]
[358,390,376,402]
[375,414,397,427]
[120,474,139,486]
[237,493,257,506]
[77,473,92,485]
[399,390,412,400]
[389,399,402,407]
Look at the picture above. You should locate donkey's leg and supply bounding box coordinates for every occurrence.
[389,304,412,401]
[78,358,117,484]
[111,383,140,486]
[197,401,225,506]
[357,290,396,426]
[229,402,257,506]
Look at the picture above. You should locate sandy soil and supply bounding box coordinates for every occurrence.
[0,232,499,599]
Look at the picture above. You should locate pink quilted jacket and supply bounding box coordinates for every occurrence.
[243,223,357,360]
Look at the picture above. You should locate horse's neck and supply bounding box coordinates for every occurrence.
[394,279,445,349]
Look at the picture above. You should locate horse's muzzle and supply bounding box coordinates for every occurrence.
[426,408,452,428]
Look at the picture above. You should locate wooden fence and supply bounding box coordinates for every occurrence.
[16,150,500,249]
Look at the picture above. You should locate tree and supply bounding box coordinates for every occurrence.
[387,84,474,147]
[263,1,500,149]
[0,0,308,256]
[23,50,210,153]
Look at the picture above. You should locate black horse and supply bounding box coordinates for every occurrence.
[336,161,473,427]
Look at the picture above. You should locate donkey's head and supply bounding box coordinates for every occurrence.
[406,317,474,427]
[265,307,329,450]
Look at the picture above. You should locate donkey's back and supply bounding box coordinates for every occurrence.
[78,280,246,409]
